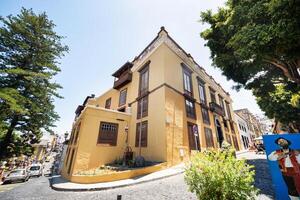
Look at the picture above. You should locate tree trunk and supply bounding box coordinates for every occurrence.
[0,116,18,159]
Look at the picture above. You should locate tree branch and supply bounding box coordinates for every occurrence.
[263,58,300,85]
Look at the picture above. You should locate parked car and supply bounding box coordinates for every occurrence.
[43,168,51,177]
[2,169,30,184]
[28,164,43,177]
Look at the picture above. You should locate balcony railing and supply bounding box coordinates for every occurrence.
[113,72,132,89]
[209,102,225,116]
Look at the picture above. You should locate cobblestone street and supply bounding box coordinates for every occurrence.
[0,152,275,200]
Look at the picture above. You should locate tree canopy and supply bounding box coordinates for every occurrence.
[0,8,68,158]
[200,0,300,131]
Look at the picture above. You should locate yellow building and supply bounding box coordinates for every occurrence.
[62,27,241,181]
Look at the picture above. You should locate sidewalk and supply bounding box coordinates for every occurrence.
[51,164,185,191]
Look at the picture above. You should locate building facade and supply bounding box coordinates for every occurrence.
[234,109,264,139]
[234,112,252,150]
[62,27,241,181]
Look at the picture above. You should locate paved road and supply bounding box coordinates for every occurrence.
[0,152,274,200]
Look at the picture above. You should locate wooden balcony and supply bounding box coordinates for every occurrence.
[209,102,225,116]
[113,72,132,89]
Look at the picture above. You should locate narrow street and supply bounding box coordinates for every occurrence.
[0,152,275,200]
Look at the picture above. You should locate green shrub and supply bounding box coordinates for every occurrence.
[184,150,258,200]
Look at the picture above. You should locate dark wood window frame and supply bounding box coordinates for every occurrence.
[137,95,148,119]
[201,107,210,125]
[105,98,112,109]
[136,61,150,119]
[232,135,239,150]
[185,97,196,119]
[135,121,148,147]
[65,147,70,165]
[225,101,232,120]
[209,88,216,103]
[67,148,75,174]
[97,122,119,146]
[223,118,228,131]
[181,63,193,97]
[218,95,224,110]
[138,62,150,97]
[73,122,81,145]
[69,128,75,145]
[226,133,232,144]
[187,122,200,151]
[204,127,214,148]
[119,88,127,107]
[197,77,207,105]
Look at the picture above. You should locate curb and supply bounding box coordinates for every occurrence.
[50,170,184,192]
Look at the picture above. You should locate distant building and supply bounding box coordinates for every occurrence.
[32,139,48,161]
[234,112,253,150]
[234,109,264,138]
[255,115,274,134]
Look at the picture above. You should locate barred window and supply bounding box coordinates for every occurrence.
[97,122,118,146]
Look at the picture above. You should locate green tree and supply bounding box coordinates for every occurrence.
[0,8,68,159]
[200,0,300,131]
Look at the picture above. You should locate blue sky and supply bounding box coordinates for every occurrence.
[0,0,263,136]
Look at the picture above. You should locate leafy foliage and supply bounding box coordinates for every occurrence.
[0,8,68,158]
[200,0,300,131]
[185,150,257,200]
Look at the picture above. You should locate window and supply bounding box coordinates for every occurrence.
[226,134,232,144]
[67,149,75,174]
[119,88,127,106]
[232,135,239,150]
[97,122,118,146]
[135,121,148,147]
[65,148,70,165]
[209,88,216,103]
[137,96,148,119]
[139,64,149,96]
[185,98,196,119]
[230,121,235,133]
[105,98,111,109]
[201,107,210,125]
[187,122,200,151]
[218,95,224,109]
[73,123,81,145]
[225,102,232,119]
[204,128,214,148]
[69,128,75,144]
[223,118,228,130]
[182,65,193,97]
[197,78,206,105]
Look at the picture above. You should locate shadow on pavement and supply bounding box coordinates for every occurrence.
[246,158,275,198]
